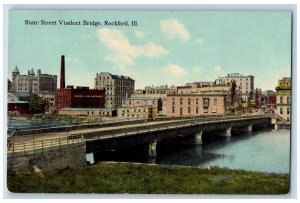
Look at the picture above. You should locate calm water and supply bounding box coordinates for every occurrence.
[95,129,290,174]
[155,129,290,174]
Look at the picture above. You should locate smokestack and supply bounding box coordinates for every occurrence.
[60,55,65,89]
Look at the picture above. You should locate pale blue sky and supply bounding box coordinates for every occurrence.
[8,10,291,90]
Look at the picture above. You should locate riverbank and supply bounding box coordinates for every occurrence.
[7,162,289,194]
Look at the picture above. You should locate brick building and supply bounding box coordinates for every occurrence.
[166,93,227,117]
[8,101,29,115]
[55,55,105,113]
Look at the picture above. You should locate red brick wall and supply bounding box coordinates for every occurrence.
[55,88,105,112]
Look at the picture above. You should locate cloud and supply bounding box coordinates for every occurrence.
[97,28,168,66]
[163,64,187,77]
[194,38,204,44]
[160,19,191,42]
[192,66,203,74]
[65,57,78,64]
[134,30,145,39]
[214,65,223,75]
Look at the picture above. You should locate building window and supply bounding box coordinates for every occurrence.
[214,98,217,105]
[280,96,283,104]
[172,98,175,105]
[188,98,191,105]
[203,108,208,113]
[287,96,290,104]
[203,98,209,107]
[287,107,290,115]
[180,107,183,116]
[280,108,283,114]
[172,106,175,113]
[287,117,290,122]
[196,107,199,114]
[195,98,199,105]
[188,107,191,114]
[180,98,183,105]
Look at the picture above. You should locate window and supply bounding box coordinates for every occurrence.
[287,117,290,122]
[172,106,175,113]
[287,96,290,104]
[195,98,199,105]
[180,98,183,105]
[280,108,283,114]
[188,98,191,105]
[203,98,209,106]
[203,108,208,113]
[180,107,183,116]
[280,96,283,104]
[196,107,199,114]
[214,98,217,105]
[172,98,175,105]
[287,107,290,115]
[188,107,191,114]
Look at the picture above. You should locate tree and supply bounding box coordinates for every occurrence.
[27,94,50,114]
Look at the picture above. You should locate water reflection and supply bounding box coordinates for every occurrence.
[95,129,290,174]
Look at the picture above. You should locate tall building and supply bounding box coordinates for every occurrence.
[11,66,57,94]
[216,73,254,102]
[275,77,291,124]
[94,72,135,108]
[55,55,106,112]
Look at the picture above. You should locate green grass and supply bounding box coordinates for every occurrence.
[7,163,289,194]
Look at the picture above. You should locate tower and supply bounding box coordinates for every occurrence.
[12,65,20,80]
[60,55,65,89]
[12,65,20,92]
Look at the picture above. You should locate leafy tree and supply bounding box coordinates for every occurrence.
[27,94,50,114]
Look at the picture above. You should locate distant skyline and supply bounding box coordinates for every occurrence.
[8,11,291,90]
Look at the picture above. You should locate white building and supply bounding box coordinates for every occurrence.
[12,66,57,94]
[216,73,254,102]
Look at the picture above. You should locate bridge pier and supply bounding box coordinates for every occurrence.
[148,139,157,157]
[224,127,231,136]
[248,124,253,132]
[195,131,203,145]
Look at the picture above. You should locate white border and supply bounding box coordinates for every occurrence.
[1,2,298,201]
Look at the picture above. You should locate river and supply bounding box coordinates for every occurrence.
[94,128,290,174]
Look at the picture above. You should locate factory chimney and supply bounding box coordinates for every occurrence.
[60,55,65,89]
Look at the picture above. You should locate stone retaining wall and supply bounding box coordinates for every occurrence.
[7,143,86,173]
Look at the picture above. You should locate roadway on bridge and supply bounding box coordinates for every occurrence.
[8,118,204,142]
[9,115,266,143]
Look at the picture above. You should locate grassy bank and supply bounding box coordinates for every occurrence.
[7,162,289,194]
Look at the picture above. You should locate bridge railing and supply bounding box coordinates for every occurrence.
[7,134,85,154]
[81,115,269,142]
[8,114,263,137]
[7,115,270,154]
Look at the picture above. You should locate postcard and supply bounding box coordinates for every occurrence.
[6,10,291,195]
